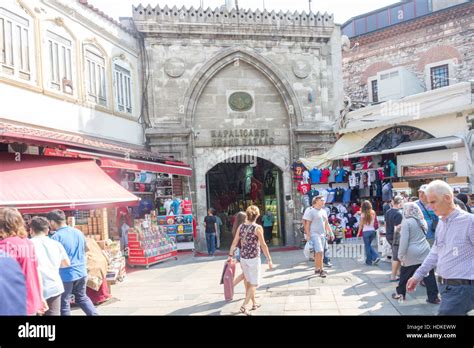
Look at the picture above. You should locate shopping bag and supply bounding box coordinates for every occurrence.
[222,260,236,302]
[303,241,313,259]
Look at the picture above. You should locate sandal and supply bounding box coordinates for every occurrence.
[391,293,405,300]
[251,303,261,311]
[240,306,252,316]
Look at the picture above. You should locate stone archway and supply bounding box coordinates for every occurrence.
[182,47,303,130]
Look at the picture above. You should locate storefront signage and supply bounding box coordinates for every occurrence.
[211,129,275,147]
[402,162,455,178]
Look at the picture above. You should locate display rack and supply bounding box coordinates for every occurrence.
[157,214,194,251]
[127,215,178,269]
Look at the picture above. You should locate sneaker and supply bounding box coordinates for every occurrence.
[373,258,381,265]
[323,262,333,268]
[426,297,441,305]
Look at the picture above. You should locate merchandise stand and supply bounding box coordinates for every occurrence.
[127,214,178,269]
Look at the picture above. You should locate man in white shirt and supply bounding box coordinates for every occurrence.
[30,216,70,316]
[303,195,333,278]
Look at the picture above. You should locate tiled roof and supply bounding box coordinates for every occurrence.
[78,0,136,36]
[0,119,166,162]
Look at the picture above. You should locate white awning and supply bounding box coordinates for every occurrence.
[300,135,465,169]
[300,128,383,169]
[331,136,464,160]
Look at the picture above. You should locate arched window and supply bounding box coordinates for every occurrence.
[44,21,75,95]
[362,126,434,153]
[0,1,36,82]
[112,58,132,114]
[84,43,107,106]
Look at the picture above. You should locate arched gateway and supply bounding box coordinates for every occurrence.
[134,4,342,250]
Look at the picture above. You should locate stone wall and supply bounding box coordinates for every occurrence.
[343,2,473,104]
[133,5,343,247]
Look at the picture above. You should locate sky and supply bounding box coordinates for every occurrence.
[89,0,400,24]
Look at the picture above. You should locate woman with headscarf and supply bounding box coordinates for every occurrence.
[392,203,440,304]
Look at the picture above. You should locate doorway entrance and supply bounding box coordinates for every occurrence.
[206,157,285,250]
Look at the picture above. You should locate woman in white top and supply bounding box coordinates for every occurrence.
[30,216,70,316]
[357,201,381,266]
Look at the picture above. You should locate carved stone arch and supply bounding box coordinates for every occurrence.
[82,38,108,60]
[111,53,135,70]
[43,17,77,42]
[14,0,35,19]
[182,47,303,129]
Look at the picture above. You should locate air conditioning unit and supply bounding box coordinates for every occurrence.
[377,68,425,102]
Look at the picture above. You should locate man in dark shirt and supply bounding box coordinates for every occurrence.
[384,196,403,282]
[204,208,218,257]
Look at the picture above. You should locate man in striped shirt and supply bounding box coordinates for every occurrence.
[407,180,474,315]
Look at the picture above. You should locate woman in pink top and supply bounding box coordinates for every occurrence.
[0,208,47,315]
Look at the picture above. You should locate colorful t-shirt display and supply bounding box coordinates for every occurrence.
[297,183,311,195]
[292,162,307,182]
[335,168,346,183]
[309,168,321,184]
[320,168,331,184]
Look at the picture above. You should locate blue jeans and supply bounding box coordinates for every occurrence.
[438,283,474,315]
[61,276,98,316]
[362,230,379,265]
[206,233,216,256]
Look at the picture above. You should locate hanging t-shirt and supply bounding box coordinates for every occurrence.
[360,156,373,170]
[181,199,192,214]
[335,168,346,183]
[378,169,384,181]
[342,159,353,170]
[382,182,393,202]
[369,170,376,184]
[326,189,336,203]
[297,183,311,195]
[320,189,329,202]
[245,166,253,194]
[164,200,173,215]
[302,170,310,184]
[292,162,307,182]
[349,173,357,188]
[389,161,396,177]
[320,169,331,184]
[171,199,181,215]
[343,188,352,203]
[383,162,391,178]
[309,168,321,184]
[308,189,319,204]
[302,195,310,209]
[264,171,276,195]
[335,188,344,203]
[328,169,336,183]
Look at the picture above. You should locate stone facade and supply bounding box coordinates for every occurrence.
[342,2,473,104]
[132,4,343,248]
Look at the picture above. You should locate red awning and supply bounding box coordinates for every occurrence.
[98,157,192,177]
[0,153,140,213]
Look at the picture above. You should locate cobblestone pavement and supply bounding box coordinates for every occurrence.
[73,250,445,316]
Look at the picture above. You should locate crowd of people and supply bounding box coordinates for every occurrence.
[0,208,98,316]
[299,179,473,315]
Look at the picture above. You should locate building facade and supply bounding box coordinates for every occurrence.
[333,0,473,194]
[0,0,144,146]
[132,3,343,249]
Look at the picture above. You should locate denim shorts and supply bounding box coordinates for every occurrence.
[310,234,326,253]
